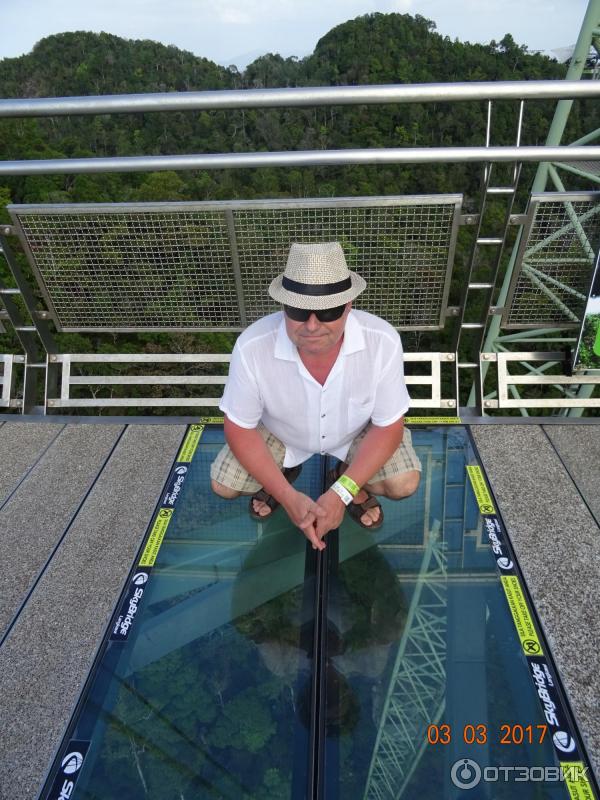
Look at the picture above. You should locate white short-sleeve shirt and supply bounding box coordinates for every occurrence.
[220,309,411,467]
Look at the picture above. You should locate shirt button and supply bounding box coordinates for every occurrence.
[321,413,326,418]
[322,435,325,438]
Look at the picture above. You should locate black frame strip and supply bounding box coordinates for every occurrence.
[467,426,599,799]
[306,456,331,800]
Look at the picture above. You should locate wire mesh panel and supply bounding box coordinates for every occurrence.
[10,198,461,332]
[10,206,239,331]
[234,200,460,329]
[503,193,600,329]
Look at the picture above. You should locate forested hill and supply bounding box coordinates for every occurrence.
[0,15,564,96]
[0,13,590,207]
[261,14,563,86]
[0,31,233,97]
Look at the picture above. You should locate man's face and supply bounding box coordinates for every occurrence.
[284,302,352,357]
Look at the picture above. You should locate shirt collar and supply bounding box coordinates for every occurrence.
[274,309,365,361]
[340,310,365,355]
[275,313,296,361]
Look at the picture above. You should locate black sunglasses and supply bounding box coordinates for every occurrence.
[284,304,346,323]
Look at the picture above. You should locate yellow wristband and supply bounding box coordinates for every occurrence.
[338,474,360,497]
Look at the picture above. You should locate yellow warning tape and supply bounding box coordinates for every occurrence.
[466,465,496,514]
[177,423,205,463]
[191,415,462,427]
[139,508,174,567]
[406,416,462,425]
[501,575,543,657]
[560,763,594,800]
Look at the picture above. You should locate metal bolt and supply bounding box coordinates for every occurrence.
[49,355,57,362]
[484,400,493,408]
[446,353,455,361]
[482,353,490,361]
[446,400,456,407]
[2,226,11,236]
[48,400,56,407]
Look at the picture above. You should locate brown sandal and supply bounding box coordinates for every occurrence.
[326,462,384,530]
[249,464,302,521]
[346,491,384,530]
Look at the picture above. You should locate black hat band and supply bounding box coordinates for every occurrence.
[282,276,352,296]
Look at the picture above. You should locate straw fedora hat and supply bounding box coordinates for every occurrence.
[268,242,366,309]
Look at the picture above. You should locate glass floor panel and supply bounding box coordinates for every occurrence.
[41,425,595,800]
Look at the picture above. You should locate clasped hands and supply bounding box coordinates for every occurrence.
[281,485,346,551]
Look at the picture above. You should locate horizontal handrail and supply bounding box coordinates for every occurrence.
[50,353,232,363]
[2,146,600,176]
[48,351,457,410]
[483,351,600,409]
[1,81,600,118]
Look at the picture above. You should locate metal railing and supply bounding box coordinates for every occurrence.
[44,352,458,411]
[0,354,20,408]
[482,351,600,409]
[1,77,600,413]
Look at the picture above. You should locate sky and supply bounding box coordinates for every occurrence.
[0,0,591,70]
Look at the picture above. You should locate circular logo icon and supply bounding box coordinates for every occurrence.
[523,639,541,655]
[159,509,170,519]
[61,752,83,774]
[553,731,576,753]
[451,758,481,789]
[133,572,148,586]
[175,466,188,476]
[497,556,513,570]
[480,503,495,515]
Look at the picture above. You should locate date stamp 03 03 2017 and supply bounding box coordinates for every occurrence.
[427,723,548,746]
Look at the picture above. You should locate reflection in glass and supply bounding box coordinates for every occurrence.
[67,430,318,799]
[326,427,569,800]
[44,426,574,800]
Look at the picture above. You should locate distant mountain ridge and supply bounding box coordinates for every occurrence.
[0,13,564,99]
[0,30,233,98]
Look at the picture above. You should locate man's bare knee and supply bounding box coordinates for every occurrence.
[211,479,241,499]
[383,470,421,500]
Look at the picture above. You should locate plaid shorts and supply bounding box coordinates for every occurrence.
[210,422,421,493]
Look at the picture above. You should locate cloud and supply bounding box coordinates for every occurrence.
[0,0,589,65]
[210,0,412,26]
[217,5,253,25]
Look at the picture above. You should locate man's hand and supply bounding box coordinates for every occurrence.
[280,486,328,551]
[313,489,346,541]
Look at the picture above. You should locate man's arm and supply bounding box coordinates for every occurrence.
[314,417,405,538]
[223,415,326,550]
